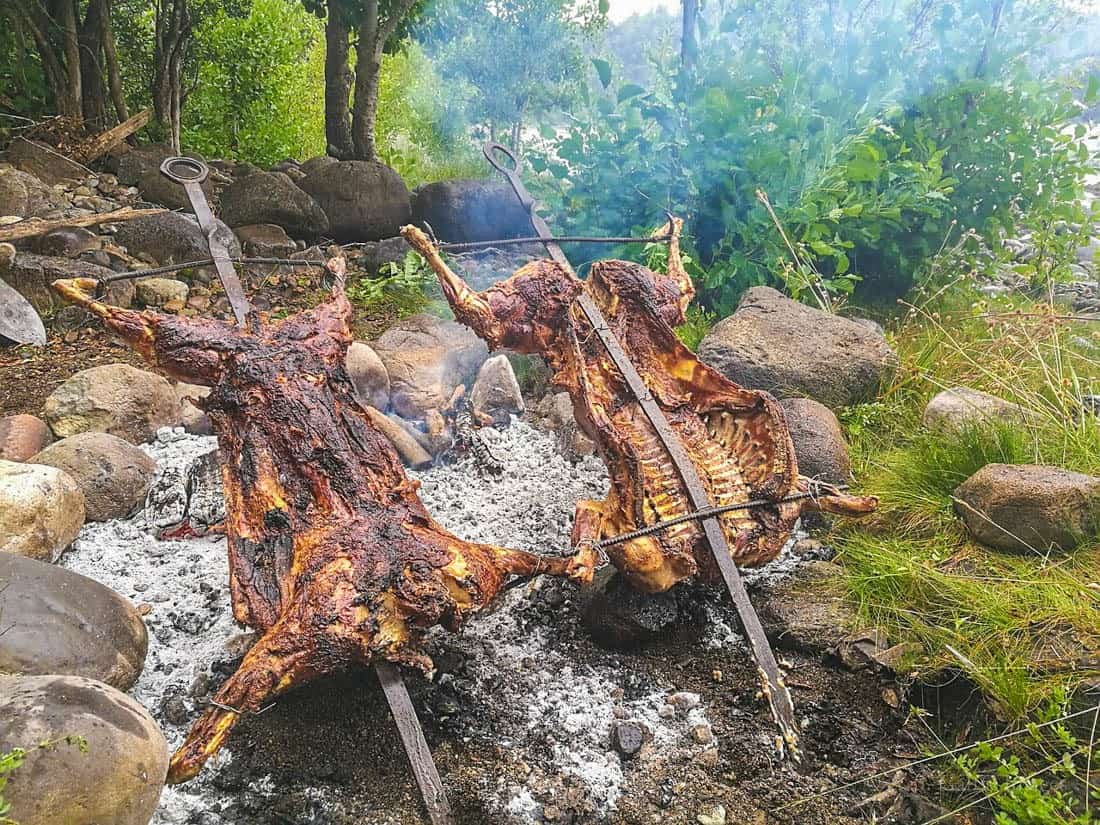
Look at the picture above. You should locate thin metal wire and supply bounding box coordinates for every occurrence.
[438,234,672,252]
[98,257,326,283]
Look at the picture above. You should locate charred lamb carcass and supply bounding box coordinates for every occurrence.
[401,222,877,594]
[52,275,593,783]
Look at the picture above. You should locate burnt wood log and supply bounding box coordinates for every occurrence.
[52,274,592,783]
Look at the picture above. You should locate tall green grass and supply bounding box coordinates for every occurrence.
[834,293,1100,718]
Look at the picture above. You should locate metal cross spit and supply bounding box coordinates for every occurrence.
[480,141,803,764]
[159,158,457,825]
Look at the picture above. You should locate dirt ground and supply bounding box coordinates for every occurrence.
[202,579,950,825]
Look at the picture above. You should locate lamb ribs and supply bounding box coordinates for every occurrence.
[52,276,591,784]
[401,221,878,594]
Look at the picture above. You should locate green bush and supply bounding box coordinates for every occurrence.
[182,0,326,165]
[530,0,1093,313]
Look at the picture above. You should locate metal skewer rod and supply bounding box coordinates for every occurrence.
[439,233,672,252]
[483,140,803,765]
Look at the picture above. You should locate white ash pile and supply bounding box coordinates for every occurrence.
[50,420,813,823]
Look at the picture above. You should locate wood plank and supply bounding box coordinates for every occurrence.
[72,109,152,163]
[0,207,165,242]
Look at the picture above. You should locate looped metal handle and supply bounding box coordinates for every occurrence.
[482,142,521,175]
[160,156,209,185]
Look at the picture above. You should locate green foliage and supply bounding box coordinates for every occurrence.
[532,0,1093,313]
[182,0,326,164]
[375,43,484,186]
[947,693,1098,824]
[1,736,89,825]
[346,251,435,319]
[674,306,714,351]
[425,0,605,145]
[835,289,1100,716]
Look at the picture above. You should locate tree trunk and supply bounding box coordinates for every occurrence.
[102,0,129,123]
[680,0,698,70]
[324,11,354,159]
[80,0,109,128]
[350,0,381,163]
[58,0,82,119]
[152,0,190,151]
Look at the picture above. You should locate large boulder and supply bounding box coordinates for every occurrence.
[135,166,213,212]
[0,554,147,688]
[0,414,52,462]
[953,464,1100,554]
[0,166,61,218]
[37,225,100,258]
[698,287,898,409]
[110,142,199,186]
[30,432,157,521]
[410,179,532,244]
[372,314,488,419]
[345,342,390,411]
[299,155,338,177]
[298,160,411,242]
[922,387,1032,433]
[779,397,851,484]
[0,252,115,314]
[0,674,168,825]
[41,363,180,444]
[360,236,411,275]
[470,354,525,426]
[0,460,85,562]
[4,137,84,184]
[219,170,329,237]
[113,211,241,266]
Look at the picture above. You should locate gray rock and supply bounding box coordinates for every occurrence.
[360,235,411,275]
[0,459,85,562]
[37,225,100,257]
[0,166,62,218]
[953,463,1100,554]
[372,313,488,419]
[779,397,851,484]
[5,137,85,184]
[0,414,52,462]
[135,166,213,212]
[535,391,596,462]
[0,252,115,314]
[110,142,198,186]
[30,432,157,521]
[114,211,241,266]
[0,674,168,825]
[52,304,90,333]
[470,354,524,426]
[756,561,858,654]
[609,719,646,759]
[234,223,297,257]
[299,160,411,242]
[135,277,189,307]
[42,363,181,444]
[345,342,390,411]
[0,553,148,688]
[174,381,212,435]
[299,155,339,177]
[219,170,329,237]
[923,387,1032,433]
[580,569,684,649]
[410,179,532,244]
[698,287,898,409]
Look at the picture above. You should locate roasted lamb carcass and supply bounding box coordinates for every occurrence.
[401,222,877,594]
[52,275,592,783]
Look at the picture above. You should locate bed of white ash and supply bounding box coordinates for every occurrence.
[59,420,812,824]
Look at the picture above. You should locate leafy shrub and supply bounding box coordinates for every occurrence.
[530,0,1093,312]
[182,0,326,165]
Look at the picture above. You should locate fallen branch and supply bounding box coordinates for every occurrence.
[0,207,165,242]
[72,109,151,163]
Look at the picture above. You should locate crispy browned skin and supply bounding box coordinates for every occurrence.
[402,222,877,594]
[52,276,592,783]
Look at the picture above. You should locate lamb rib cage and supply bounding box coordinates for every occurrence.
[51,275,592,785]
